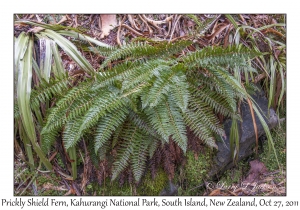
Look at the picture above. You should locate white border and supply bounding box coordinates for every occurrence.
[2,1,299,209]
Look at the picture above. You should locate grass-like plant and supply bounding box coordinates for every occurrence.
[14,21,110,178]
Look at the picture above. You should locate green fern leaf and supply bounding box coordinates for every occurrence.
[182,45,259,69]
[165,97,188,152]
[30,76,70,110]
[111,123,140,181]
[183,109,218,149]
[170,72,190,111]
[145,104,171,142]
[94,108,129,153]
[188,96,224,136]
[131,134,151,183]
[121,59,172,91]
[63,91,128,150]
[141,69,175,109]
[101,42,156,68]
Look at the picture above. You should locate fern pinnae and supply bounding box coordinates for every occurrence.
[95,61,140,88]
[145,104,170,142]
[101,42,155,68]
[121,59,171,91]
[165,96,188,152]
[188,96,224,136]
[111,124,139,181]
[189,85,236,118]
[128,110,161,139]
[183,109,218,149]
[170,73,190,111]
[141,69,175,109]
[41,127,60,153]
[44,82,91,127]
[182,45,258,69]
[63,119,83,149]
[30,76,70,110]
[131,134,151,183]
[64,92,128,149]
[94,108,129,153]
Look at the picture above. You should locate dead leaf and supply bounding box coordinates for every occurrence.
[209,189,221,196]
[28,26,45,33]
[244,159,267,183]
[100,15,117,39]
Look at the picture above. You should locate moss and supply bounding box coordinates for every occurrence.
[36,172,65,196]
[261,123,286,171]
[218,161,249,186]
[94,179,133,196]
[176,149,214,195]
[137,169,169,195]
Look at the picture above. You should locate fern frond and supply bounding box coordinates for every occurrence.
[153,40,192,57]
[188,68,238,113]
[189,84,237,118]
[101,40,192,69]
[188,96,224,136]
[43,81,93,131]
[101,42,156,68]
[128,110,161,139]
[94,108,129,153]
[111,123,125,148]
[165,97,188,152]
[41,128,60,153]
[43,88,98,132]
[88,45,116,57]
[148,138,161,158]
[63,119,82,149]
[183,109,218,149]
[182,45,259,69]
[145,103,171,142]
[121,59,172,91]
[95,61,141,88]
[141,69,175,109]
[208,65,247,97]
[63,91,128,150]
[30,76,70,110]
[131,134,151,183]
[170,72,190,111]
[111,123,140,181]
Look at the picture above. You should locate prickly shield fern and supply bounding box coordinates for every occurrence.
[40,40,261,183]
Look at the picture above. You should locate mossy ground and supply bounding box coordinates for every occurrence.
[175,149,215,196]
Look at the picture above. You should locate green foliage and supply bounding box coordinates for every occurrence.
[261,123,286,171]
[137,169,169,195]
[15,21,269,184]
[38,39,263,182]
[176,150,214,196]
[14,21,110,175]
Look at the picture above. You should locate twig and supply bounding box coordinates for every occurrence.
[128,14,140,31]
[117,16,126,47]
[169,15,182,43]
[72,182,81,196]
[138,14,153,36]
[121,24,144,36]
[142,14,173,25]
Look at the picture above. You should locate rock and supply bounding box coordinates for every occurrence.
[209,88,278,177]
